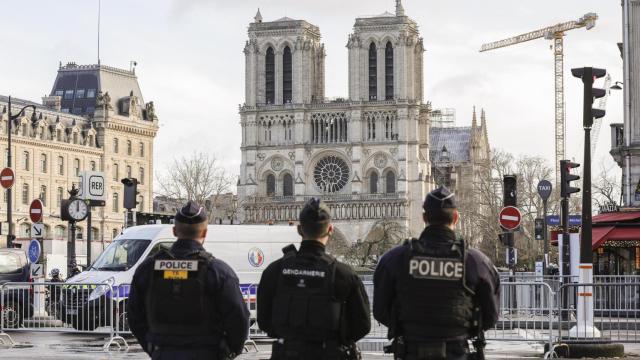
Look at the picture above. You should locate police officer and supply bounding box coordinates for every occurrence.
[128,201,250,360]
[373,187,500,360]
[257,198,371,360]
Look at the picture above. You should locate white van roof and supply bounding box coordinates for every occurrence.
[118,224,300,243]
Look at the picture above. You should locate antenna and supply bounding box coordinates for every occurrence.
[97,0,101,65]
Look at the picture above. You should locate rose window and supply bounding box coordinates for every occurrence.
[314,155,349,193]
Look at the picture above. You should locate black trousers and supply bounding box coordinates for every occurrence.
[402,341,468,360]
[270,340,342,360]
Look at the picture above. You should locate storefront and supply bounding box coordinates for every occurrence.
[591,211,640,275]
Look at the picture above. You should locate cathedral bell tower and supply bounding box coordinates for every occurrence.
[244,10,325,106]
[346,0,424,102]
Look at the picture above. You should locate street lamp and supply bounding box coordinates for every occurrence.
[6,96,37,247]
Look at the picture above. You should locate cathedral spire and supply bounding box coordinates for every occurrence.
[395,0,405,16]
[254,8,263,23]
[472,106,477,128]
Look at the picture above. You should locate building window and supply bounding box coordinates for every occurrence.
[87,89,96,98]
[127,140,132,155]
[54,90,64,97]
[113,193,119,213]
[73,132,78,144]
[283,46,292,103]
[126,165,132,178]
[265,47,275,104]
[112,228,118,240]
[74,158,80,176]
[368,42,377,101]
[369,171,378,194]
[55,225,66,240]
[76,89,85,99]
[39,185,47,206]
[385,41,394,100]
[64,90,74,100]
[139,167,144,184]
[57,187,63,208]
[266,174,276,196]
[138,195,144,212]
[23,151,29,170]
[113,163,119,181]
[72,107,82,115]
[91,227,99,241]
[40,154,47,173]
[139,142,144,157]
[22,183,29,205]
[386,171,396,193]
[58,156,64,175]
[282,173,293,196]
[113,138,119,153]
[90,161,96,171]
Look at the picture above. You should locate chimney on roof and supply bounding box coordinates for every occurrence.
[42,95,62,111]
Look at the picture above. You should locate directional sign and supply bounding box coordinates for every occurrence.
[546,215,582,226]
[28,239,41,263]
[31,223,44,238]
[537,180,552,201]
[0,167,15,189]
[499,206,522,231]
[29,199,44,223]
[30,263,44,278]
[78,171,106,202]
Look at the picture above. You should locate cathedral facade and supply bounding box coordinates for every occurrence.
[238,1,433,242]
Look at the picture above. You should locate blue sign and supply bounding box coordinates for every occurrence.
[546,215,581,226]
[28,239,41,263]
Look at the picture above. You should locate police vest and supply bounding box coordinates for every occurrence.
[146,249,221,341]
[271,248,343,342]
[397,238,474,341]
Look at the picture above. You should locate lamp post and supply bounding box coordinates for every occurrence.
[6,96,37,248]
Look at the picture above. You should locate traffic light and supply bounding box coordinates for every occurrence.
[503,175,517,206]
[121,178,139,210]
[571,67,607,127]
[534,218,544,240]
[560,160,580,198]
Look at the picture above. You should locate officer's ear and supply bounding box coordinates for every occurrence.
[200,226,208,240]
[452,209,460,226]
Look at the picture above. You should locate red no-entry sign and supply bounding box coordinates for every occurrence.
[29,199,44,223]
[0,167,15,189]
[499,206,522,231]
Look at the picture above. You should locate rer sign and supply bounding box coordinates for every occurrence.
[78,171,106,202]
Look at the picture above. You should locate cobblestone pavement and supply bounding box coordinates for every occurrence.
[1,332,640,359]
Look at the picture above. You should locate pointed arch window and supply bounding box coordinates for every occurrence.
[265,47,275,104]
[283,173,293,196]
[385,41,394,100]
[386,171,396,193]
[368,43,377,101]
[369,171,378,194]
[266,174,276,196]
[283,46,292,103]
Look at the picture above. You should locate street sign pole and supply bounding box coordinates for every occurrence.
[537,180,553,276]
[86,205,92,266]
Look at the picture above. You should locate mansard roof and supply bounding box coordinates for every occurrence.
[430,127,471,163]
[0,95,89,129]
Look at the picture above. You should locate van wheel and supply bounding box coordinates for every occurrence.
[1,300,22,328]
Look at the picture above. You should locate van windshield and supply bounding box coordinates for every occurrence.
[0,252,22,274]
[91,239,151,271]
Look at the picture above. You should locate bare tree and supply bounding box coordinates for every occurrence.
[592,161,622,209]
[343,219,409,267]
[156,152,234,222]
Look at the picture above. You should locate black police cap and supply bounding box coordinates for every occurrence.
[423,186,457,211]
[299,197,331,225]
[175,201,208,224]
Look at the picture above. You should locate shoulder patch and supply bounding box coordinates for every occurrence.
[409,256,463,280]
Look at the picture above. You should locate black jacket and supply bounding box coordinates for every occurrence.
[373,225,500,338]
[257,240,371,343]
[128,239,250,356]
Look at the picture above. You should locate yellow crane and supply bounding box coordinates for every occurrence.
[480,13,598,184]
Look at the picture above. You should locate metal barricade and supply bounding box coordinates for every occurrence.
[486,281,555,354]
[0,281,128,350]
[557,282,640,343]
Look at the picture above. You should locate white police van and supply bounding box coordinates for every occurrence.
[60,224,299,330]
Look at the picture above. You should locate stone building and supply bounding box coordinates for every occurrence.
[0,62,158,259]
[430,108,490,246]
[238,1,433,242]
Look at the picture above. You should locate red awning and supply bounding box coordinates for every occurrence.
[591,226,615,249]
[592,226,640,249]
[593,211,640,223]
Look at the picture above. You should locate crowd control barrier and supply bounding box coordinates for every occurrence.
[0,281,128,350]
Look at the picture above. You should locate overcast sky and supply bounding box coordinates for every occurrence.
[0,0,625,186]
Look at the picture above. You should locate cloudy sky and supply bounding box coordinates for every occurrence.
[0,0,625,186]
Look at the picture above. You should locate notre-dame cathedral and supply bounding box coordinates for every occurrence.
[238,1,434,243]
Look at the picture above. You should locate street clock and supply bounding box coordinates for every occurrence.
[67,199,89,222]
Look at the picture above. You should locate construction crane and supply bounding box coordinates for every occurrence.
[480,13,598,184]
